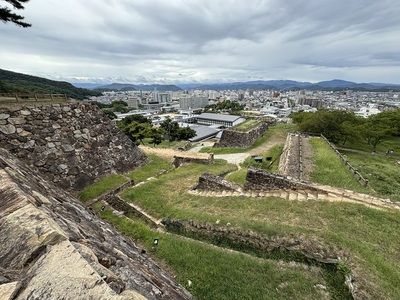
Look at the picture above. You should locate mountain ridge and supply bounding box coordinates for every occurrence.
[0,68,102,99]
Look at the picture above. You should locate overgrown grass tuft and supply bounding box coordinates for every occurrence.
[342,150,400,201]
[126,153,173,183]
[225,168,247,185]
[309,138,371,193]
[78,174,127,202]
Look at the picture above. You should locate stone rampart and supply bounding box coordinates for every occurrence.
[0,148,193,300]
[214,122,268,148]
[0,102,148,190]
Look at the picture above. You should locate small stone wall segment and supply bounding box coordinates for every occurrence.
[193,173,242,192]
[0,102,149,191]
[172,153,214,168]
[214,122,268,148]
[243,167,399,209]
[245,167,303,191]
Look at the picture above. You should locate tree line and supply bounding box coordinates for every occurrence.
[291,109,400,150]
[117,114,196,147]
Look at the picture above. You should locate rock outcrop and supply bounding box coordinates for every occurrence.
[0,148,194,300]
[0,102,149,191]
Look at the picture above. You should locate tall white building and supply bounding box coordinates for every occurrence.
[179,95,209,110]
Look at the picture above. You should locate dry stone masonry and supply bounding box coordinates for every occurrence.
[0,102,149,190]
[0,148,194,300]
[214,122,268,148]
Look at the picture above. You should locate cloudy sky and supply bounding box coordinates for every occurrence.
[1,0,400,84]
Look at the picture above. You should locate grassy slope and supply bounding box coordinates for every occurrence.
[81,124,400,299]
[119,159,400,299]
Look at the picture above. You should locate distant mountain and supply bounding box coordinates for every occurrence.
[71,83,105,89]
[68,76,400,92]
[316,79,356,88]
[189,79,400,92]
[94,83,182,92]
[0,69,101,99]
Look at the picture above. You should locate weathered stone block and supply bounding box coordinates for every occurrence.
[0,124,16,134]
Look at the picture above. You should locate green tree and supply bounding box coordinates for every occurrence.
[124,122,153,145]
[358,116,396,151]
[175,126,196,141]
[1,0,31,27]
[103,109,117,120]
[160,118,179,142]
[296,109,359,143]
[372,109,400,136]
[120,114,151,126]
[148,127,164,147]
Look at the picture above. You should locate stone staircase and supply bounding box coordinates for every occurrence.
[189,183,399,210]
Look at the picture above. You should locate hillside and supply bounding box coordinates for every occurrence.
[0,69,102,99]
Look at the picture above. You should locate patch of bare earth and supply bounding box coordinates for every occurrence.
[248,130,287,155]
[301,136,315,181]
[139,146,209,161]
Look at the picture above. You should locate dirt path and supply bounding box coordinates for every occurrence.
[247,130,287,155]
[139,145,209,160]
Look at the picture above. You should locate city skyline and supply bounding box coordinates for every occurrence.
[1,0,400,85]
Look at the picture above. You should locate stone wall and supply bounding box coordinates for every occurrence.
[214,122,268,148]
[242,167,399,209]
[0,102,149,190]
[278,133,303,180]
[192,173,242,192]
[0,148,193,300]
[172,153,214,168]
[244,167,307,191]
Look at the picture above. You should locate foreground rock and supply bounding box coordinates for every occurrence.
[0,148,193,300]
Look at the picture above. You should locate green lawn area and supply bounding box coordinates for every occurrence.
[97,205,329,300]
[309,138,372,194]
[200,123,297,155]
[116,157,400,299]
[125,153,173,183]
[82,122,400,299]
[78,174,127,202]
[232,119,260,131]
[342,150,400,201]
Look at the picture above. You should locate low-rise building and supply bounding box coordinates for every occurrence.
[195,113,245,128]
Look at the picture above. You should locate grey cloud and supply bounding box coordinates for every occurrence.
[1,0,399,83]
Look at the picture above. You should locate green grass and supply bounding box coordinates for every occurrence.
[199,123,297,154]
[96,205,330,300]
[232,119,260,131]
[126,153,173,183]
[225,168,247,185]
[342,150,400,201]
[199,146,247,154]
[339,136,400,154]
[240,144,284,171]
[142,138,188,149]
[309,138,372,193]
[78,174,127,202]
[81,123,400,299]
[251,123,297,149]
[117,156,400,299]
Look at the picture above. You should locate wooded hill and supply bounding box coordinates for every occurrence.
[0,69,102,100]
